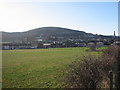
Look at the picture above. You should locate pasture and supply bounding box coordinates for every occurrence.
[2,47,102,88]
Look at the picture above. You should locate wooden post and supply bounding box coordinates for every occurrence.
[109,71,113,90]
[117,50,120,89]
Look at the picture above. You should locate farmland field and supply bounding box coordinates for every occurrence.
[2,47,102,88]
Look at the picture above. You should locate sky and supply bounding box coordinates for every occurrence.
[0,1,118,36]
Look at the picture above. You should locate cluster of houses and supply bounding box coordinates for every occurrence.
[1,42,37,50]
[2,31,120,50]
[1,41,110,50]
[2,40,120,50]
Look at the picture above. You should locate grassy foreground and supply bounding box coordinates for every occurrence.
[2,47,101,88]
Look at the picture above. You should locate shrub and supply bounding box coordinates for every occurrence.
[65,55,107,88]
[65,45,120,88]
[101,45,120,72]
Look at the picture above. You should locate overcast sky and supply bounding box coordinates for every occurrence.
[0,1,118,36]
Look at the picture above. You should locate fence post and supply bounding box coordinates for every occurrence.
[117,50,120,90]
[109,71,113,90]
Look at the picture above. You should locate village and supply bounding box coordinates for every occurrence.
[2,30,120,50]
[2,35,120,50]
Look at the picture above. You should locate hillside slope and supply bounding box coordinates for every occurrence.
[2,27,112,43]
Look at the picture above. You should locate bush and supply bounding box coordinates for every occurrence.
[65,55,107,88]
[101,45,120,72]
[65,45,120,88]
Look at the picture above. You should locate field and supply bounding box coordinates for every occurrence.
[2,47,102,88]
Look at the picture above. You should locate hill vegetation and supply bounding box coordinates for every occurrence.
[2,27,114,43]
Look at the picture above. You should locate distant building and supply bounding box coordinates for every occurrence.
[87,42,95,47]
[2,42,34,50]
[16,43,32,49]
[75,43,86,47]
[43,43,51,48]
[96,42,104,47]
[37,39,43,42]
[43,43,51,46]
[113,41,120,45]
[2,42,13,50]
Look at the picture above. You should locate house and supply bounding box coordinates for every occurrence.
[75,43,86,47]
[43,43,51,48]
[2,42,13,50]
[2,42,34,50]
[16,43,32,49]
[78,43,86,47]
[96,42,104,47]
[87,42,95,47]
[113,41,120,45]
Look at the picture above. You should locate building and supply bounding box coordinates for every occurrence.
[87,42,95,47]
[113,41,120,45]
[2,42,13,50]
[96,42,104,47]
[2,42,34,50]
[43,43,51,48]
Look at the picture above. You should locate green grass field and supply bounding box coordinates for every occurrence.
[2,47,102,88]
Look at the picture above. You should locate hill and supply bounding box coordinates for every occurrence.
[2,27,114,43]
